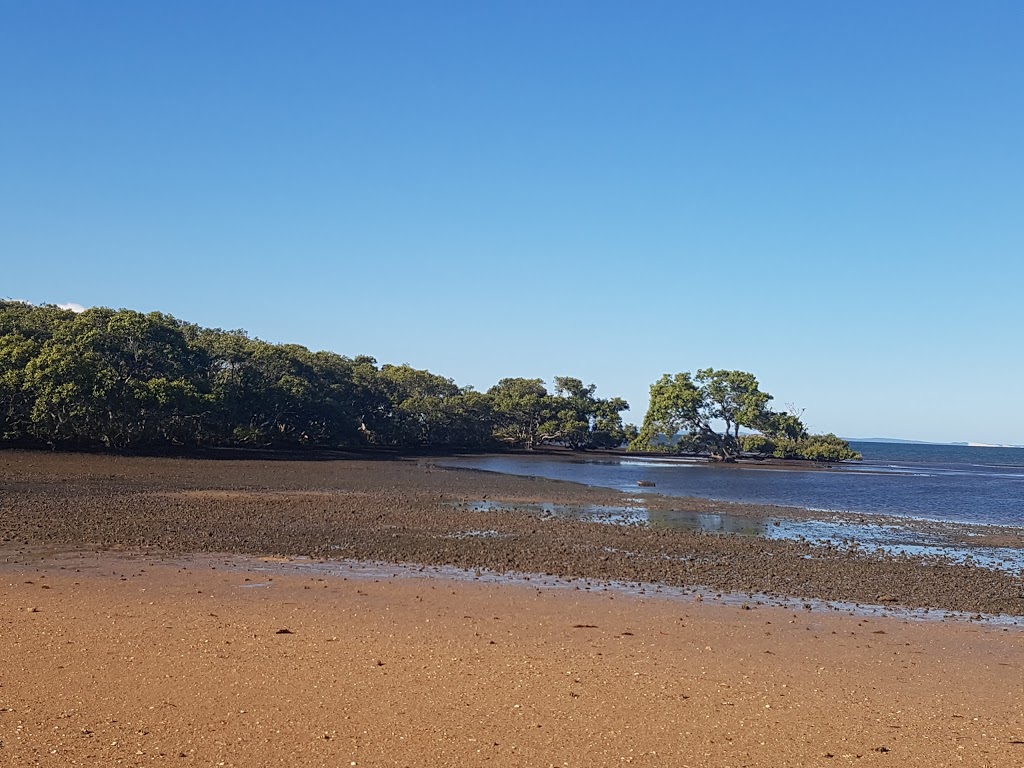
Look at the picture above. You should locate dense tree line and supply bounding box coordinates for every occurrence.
[0,301,630,451]
[1,301,858,461]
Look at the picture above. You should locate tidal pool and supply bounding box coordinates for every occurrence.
[461,500,1024,574]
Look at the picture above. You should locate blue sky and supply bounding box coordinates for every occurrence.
[3,2,1022,444]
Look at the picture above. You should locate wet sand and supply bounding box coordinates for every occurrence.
[1,451,1022,616]
[1,552,1022,767]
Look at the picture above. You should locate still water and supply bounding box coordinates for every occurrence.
[460,500,1024,572]
[442,441,1024,528]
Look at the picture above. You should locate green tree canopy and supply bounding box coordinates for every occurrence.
[0,300,667,457]
[488,376,631,450]
[630,370,771,460]
[25,308,205,448]
[546,376,630,450]
[488,377,551,449]
[366,364,495,448]
[631,368,858,462]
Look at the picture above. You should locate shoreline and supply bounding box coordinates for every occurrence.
[438,454,1024,544]
[7,545,1022,628]
[437,460,1024,551]
[2,451,1023,616]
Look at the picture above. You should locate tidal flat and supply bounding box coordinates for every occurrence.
[1,450,1022,616]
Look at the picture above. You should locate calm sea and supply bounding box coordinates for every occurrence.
[443,441,1024,527]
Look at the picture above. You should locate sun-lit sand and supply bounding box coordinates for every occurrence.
[2,551,1021,767]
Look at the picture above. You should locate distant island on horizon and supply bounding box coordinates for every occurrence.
[846,437,1024,449]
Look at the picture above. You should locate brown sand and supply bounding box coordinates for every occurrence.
[1,551,1022,767]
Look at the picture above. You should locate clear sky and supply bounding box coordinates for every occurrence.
[3,2,1022,444]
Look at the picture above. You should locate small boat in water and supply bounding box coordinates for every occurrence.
[637,480,656,487]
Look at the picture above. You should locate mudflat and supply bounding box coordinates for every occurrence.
[1,552,1022,767]
[1,451,1022,615]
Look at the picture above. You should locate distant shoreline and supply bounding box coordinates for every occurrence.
[847,437,1024,448]
[0,440,856,470]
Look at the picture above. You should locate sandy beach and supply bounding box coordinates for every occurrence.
[1,450,1023,766]
[2,550,1022,767]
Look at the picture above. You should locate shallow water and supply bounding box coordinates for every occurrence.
[442,451,1024,527]
[462,500,1024,574]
